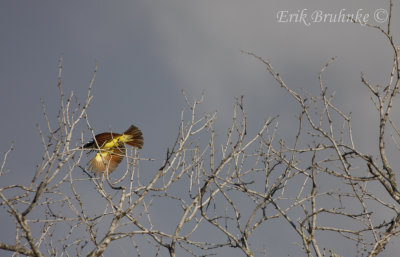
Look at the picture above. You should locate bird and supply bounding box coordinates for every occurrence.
[83,125,143,175]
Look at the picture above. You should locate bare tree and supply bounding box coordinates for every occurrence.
[0,1,399,256]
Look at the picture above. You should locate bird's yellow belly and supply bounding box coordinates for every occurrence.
[102,135,131,149]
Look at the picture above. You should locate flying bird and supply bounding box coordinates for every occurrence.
[84,125,143,175]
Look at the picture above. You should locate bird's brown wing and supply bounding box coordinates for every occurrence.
[95,132,122,147]
[87,147,126,175]
[123,125,143,149]
[84,132,123,149]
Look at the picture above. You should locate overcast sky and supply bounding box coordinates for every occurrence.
[0,1,399,256]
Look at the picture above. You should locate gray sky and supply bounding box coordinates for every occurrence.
[0,0,399,256]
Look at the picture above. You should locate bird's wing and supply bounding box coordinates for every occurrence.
[95,133,122,147]
[87,147,126,175]
[84,132,123,149]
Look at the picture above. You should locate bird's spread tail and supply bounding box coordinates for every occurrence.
[123,125,143,149]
